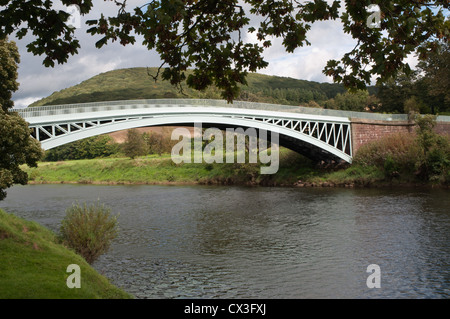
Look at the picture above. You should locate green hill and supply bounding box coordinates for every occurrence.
[30,67,349,107]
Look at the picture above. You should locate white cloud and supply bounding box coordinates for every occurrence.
[13,97,42,109]
[245,19,357,82]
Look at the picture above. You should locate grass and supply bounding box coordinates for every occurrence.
[23,148,396,187]
[26,147,449,188]
[0,209,132,299]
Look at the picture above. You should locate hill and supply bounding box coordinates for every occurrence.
[30,67,350,107]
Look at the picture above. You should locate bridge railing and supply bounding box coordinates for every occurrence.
[12,98,450,122]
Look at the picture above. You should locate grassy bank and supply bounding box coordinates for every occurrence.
[24,149,332,186]
[23,148,431,188]
[0,209,132,299]
[24,145,450,188]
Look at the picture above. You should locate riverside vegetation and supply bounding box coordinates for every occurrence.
[59,202,119,265]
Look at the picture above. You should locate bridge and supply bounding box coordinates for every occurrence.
[13,99,450,164]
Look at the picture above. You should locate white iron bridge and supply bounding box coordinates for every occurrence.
[14,99,356,163]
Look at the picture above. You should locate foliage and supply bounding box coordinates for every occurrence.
[383,155,400,180]
[323,90,378,112]
[44,135,119,161]
[376,41,450,114]
[0,38,43,200]
[0,36,19,111]
[1,1,448,102]
[59,202,119,264]
[123,128,148,159]
[376,70,419,114]
[403,96,421,120]
[354,115,450,183]
[354,132,419,175]
[143,129,175,156]
[416,42,450,113]
[414,115,450,181]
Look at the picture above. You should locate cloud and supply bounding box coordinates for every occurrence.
[13,97,42,109]
[245,19,357,82]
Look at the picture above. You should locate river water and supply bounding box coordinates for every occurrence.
[1,184,449,299]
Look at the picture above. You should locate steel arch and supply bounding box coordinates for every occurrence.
[17,101,353,163]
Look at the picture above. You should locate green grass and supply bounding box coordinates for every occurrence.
[308,165,385,186]
[0,209,132,299]
[25,145,447,188]
[23,148,393,187]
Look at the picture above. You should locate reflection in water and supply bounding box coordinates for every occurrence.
[1,184,449,298]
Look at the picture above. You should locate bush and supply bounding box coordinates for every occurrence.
[383,154,400,180]
[414,115,450,181]
[59,202,119,264]
[123,129,148,159]
[354,132,419,172]
[354,115,450,183]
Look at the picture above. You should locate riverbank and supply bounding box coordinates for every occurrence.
[0,208,132,298]
[23,149,448,189]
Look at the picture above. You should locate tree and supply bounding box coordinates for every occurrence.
[0,39,42,200]
[376,71,418,113]
[123,129,148,159]
[1,1,448,102]
[0,37,42,200]
[376,41,449,114]
[324,90,376,112]
[416,42,450,114]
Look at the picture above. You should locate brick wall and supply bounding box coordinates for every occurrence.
[350,119,450,155]
[435,122,450,137]
[350,119,414,154]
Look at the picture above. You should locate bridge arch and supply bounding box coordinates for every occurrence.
[17,101,353,163]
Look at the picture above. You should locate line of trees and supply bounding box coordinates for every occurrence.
[43,129,178,161]
[375,42,449,115]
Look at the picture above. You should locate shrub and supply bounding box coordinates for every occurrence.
[123,129,148,159]
[59,202,119,264]
[354,116,450,183]
[414,115,450,181]
[354,132,419,172]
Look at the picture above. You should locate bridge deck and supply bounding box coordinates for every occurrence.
[15,99,450,122]
[12,99,450,164]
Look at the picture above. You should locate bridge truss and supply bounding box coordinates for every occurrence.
[15,99,353,163]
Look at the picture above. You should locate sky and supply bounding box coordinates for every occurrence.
[7,0,421,109]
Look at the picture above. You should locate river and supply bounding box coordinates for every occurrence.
[1,184,449,298]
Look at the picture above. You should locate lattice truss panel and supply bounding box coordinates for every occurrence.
[233,115,352,157]
[30,118,126,142]
[29,114,352,158]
